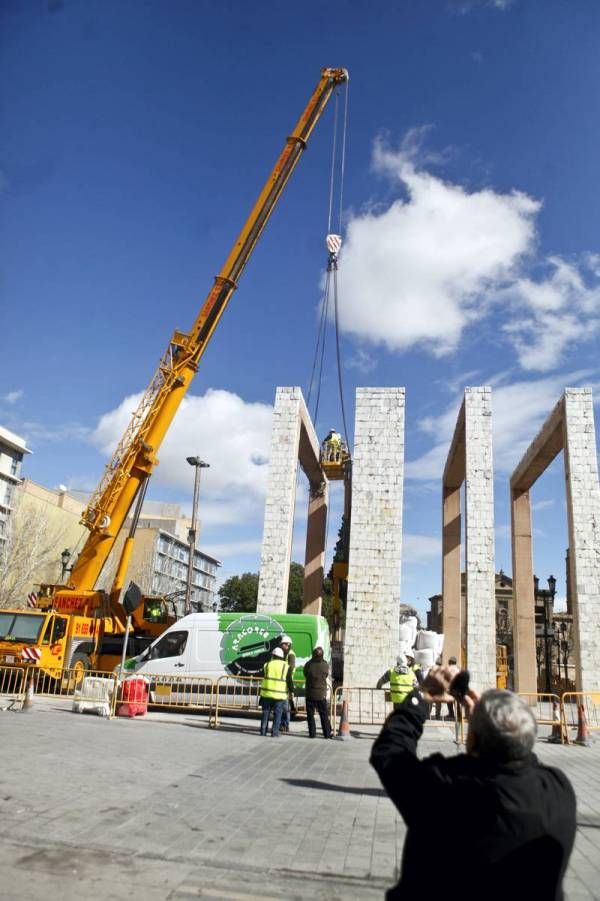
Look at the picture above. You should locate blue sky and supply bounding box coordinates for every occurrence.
[2,0,599,616]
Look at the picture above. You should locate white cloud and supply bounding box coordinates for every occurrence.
[531,499,555,512]
[2,389,23,404]
[406,370,593,480]
[504,257,600,370]
[339,134,539,357]
[203,538,262,559]
[346,347,378,374]
[337,133,600,373]
[403,533,441,563]
[19,419,90,447]
[91,388,273,526]
[452,0,514,12]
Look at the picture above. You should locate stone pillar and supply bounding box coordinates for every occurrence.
[510,488,537,694]
[256,388,302,614]
[442,485,461,664]
[343,388,405,687]
[464,387,496,691]
[563,389,600,691]
[302,480,329,615]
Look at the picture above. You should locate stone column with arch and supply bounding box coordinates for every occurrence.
[510,388,600,693]
[257,387,329,615]
[442,387,496,691]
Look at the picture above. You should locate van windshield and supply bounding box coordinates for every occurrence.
[0,613,45,643]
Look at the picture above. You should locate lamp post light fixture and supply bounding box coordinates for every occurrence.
[554,620,572,690]
[60,548,72,582]
[534,574,557,694]
[184,457,210,616]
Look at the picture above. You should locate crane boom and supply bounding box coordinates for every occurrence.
[71,67,348,591]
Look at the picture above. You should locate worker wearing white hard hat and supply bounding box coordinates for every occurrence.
[377,653,423,710]
[279,635,296,733]
[259,646,289,737]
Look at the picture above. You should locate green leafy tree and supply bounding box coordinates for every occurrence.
[218,562,339,627]
[218,563,307,614]
[286,561,305,613]
[218,572,259,612]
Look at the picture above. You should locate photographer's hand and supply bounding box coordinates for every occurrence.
[422,666,454,702]
[462,688,480,714]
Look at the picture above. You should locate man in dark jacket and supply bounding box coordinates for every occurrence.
[303,646,333,739]
[370,666,576,901]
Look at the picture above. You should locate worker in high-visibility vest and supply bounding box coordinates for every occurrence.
[323,429,343,463]
[376,655,423,710]
[260,647,289,737]
[279,634,296,734]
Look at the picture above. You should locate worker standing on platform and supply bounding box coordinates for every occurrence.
[279,634,296,733]
[323,429,343,463]
[377,655,423,710]
[259,647,289,737]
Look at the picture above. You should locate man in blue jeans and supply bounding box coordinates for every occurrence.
[259,647,289,737]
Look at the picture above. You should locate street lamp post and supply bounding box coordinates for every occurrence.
[534,574,556,694]
[60,548,71,582]
[184,457,209,616]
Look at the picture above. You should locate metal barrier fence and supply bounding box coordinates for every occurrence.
[26,666,117,699]
[139,674,214,716]
[333,686,466,742]
[0,665,27,705]
[334,686,391,727]
[518,692,567,744]
[561,692,600,744]
[211,674,263,727]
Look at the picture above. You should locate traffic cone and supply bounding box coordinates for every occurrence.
[337,699,352,740]
[547,699,563,744]
[575,703,591,747]
[21,672,35,712]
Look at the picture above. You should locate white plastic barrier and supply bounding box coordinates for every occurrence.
[72,676,115,717]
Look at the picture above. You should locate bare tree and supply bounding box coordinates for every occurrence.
[0,492,67,609]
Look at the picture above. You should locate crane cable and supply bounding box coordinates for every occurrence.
[306,79,350,444]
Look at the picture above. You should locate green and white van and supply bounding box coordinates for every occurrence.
[123,611,330,687]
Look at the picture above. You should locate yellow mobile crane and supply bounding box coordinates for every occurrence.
[0,67,349,680]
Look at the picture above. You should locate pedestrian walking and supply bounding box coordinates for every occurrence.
[259,647,289,737]
[303,646,333,738]
[371,666,576,900]
[376,654,422,709]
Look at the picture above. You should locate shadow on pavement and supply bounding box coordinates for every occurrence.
[281,777,385,797]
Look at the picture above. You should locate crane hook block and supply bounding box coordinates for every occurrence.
[326,234,343,256]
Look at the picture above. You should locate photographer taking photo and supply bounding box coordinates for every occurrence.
[370,666,576,901]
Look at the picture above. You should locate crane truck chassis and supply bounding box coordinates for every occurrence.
[0,67,349,683]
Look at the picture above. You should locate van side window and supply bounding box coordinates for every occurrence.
[150,631,188,660]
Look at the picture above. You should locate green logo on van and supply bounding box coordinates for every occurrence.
[219,614,284,677]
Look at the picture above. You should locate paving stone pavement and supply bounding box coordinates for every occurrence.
[1,701,599,899]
